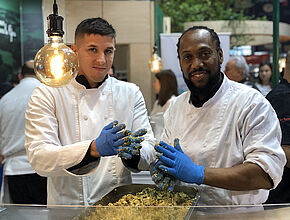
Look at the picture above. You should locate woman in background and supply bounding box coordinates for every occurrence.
[255,61,273,96]
[150,69,178,140]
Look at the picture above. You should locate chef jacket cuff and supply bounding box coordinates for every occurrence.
[67,142,100,175]
[122,155,141,172]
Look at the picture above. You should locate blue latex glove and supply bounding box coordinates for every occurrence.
[151,160,176,191]
[95,121,131,157]
[155,138,204,185]
[118,128,147,159]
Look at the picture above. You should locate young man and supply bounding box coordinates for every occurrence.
[152,26,286,206]
[25,18,155,205]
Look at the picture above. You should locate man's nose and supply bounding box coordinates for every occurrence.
[95,52,106,64]
[190,57,202,71]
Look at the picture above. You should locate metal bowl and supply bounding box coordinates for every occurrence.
[73,184,199,220]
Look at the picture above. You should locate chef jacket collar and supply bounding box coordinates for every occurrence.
[76,74,108,89]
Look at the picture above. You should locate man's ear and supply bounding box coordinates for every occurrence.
[71,44,77,54]
[218,48,223,64]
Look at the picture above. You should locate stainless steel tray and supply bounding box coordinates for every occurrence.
[73,184,199,220]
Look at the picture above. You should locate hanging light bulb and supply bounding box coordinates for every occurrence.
[148,45,163,74]
[34,0,78,87]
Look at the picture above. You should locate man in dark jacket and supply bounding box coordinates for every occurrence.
[265,51,290,203]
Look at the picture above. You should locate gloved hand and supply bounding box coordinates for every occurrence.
[154,138,204,185]
[151,160,176,191]
[95,121,131,157]
[117,128,147,159]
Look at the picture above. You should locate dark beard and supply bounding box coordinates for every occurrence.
[183,67,223,107]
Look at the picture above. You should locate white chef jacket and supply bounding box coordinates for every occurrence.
[162,74,286,206]
[0,77,41,175]
[25,76,156,205]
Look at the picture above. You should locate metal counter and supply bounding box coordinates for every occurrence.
[0,205,83,220]
[0,204,290,220]
[0,183,289,220]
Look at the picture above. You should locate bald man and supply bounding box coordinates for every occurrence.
[265,51,290,204]
[0,60,47,204]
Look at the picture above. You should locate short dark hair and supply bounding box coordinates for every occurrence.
[21,61,35,77]
[75,17,116,40]
[259,61,272,71]
[176,26,221,58]
[155,69,178,106]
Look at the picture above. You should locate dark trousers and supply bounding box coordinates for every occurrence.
[7,173,47,204]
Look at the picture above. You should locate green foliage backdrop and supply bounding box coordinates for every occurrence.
[157,0,251,32]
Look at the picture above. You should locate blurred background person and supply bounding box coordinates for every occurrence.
[0,60,47,204]
[255,61,273,96]
[0,80,13,193]
[132,69,178,185]
[265,51,290,204]
[224,55,259,90]
[150,69,178,141]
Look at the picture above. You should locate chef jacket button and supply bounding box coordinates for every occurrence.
[84,115,88,120]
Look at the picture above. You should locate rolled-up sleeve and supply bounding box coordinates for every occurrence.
[241,96,286,189]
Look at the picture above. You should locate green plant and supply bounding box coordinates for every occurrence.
[157,0,267,47]
[158,0,251,32]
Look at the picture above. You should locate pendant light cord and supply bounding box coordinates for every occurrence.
[53,0,58,15]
